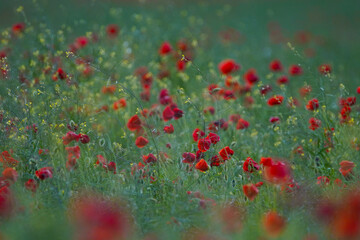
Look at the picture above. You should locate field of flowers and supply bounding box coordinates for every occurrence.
[0,0,360,239]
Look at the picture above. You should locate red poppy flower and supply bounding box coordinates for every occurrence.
[276,75,289,85]
[244,68,259,86]
[113,98,127,110]
[182,152,196,164]
[57,68,67,80]
[35,167,53,180]
[143,153,157,164]
[65,146,81,161]
[2,168,18,183]
[289,65,302,76]
[357,87,360,94]
[269,116,280,124]
[319,64,331,74]
[306,98,319,111]
[177,60,186,72]
[159,41,172,55]
[62,131,82,145]
[262,159,292,185]
[210,155,223,167]
[260,85,272,95]
[236,118,249,130]
[339,161,355,177]
[204,106,215,115]
[193,128,205,142]
[75,36,88,49]
[243,184,259,201]
[269,59,283,72]
[107,161,116,174]
[25,179,38,193]
[316,176,330,186]
[163,124,174,134]
[80,134,90,144]
[309,117,321,130]
[267,95,284,106]
[219,146,234,160]
[159,89,172,105]
[300,85,312,97]
[127,115,142,131]
[243,157,260,173]
[262,211,286,237]
[0,151,18,168]
[198,138,211,152]
[207,132,220,145]
[195,159,209,172]
[135,136,149,148]
[162,106,174,121]
[12,22,25,34]
[173,108,184,119]
[106,24,119,38]
[218,59,240,75]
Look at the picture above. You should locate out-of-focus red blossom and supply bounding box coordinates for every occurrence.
[269,59,283,72]
[243,68,259,86]
[162,106,174,121]
[318,64,331,74]
[289,65,302,76]
[101,85,116,94]
[219,204,244,233]
[260,157,292,185]
[316,191,360,239]
[2,168,18,183]
[262,211,286,237]
[35,167,53,180]
[219,147,234,161]
[62,131,82,145]
[300,85,312,97]
[269,116,280,124]
[127,115,142,131]
[173,108,184,120]
[192,128,205,142]
[163,124,174,134]
[316,176,330,186]
[107,162,116,174]
[56,68,67,80]
[159,89,172,105]
[306,98,319,111]
[176,60,186,71]
[243,183,259,201]
[12,22,25,34]
[218,59,240,75]
[260,84,273,95]
[0,151,19,168]
[80,134,90,144]
[204,106,215,115]
[207,132,220,145]
[75,36,88,49]
[267,95,284,106]
[243,157,260,173]
[113,99,126,110]
[198,138,211,152]
[135,136,149,148]
[357,87,360,94]
[159,41,172,55]
[339,161,355,177]
[69,194,133,240]
[182,152,196,164]
[277,75,289,85]
[0,186,14,218]
[38,149,49,155]
[236,118,249,130]
[309,117,321,130]
[143,154,157,164]
[195,159,209,172]
[106,24,119,38]
[25,179,38,193]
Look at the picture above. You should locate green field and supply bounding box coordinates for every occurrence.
[0,0,360,239]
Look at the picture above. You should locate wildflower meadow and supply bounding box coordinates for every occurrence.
[0,0,360,239]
